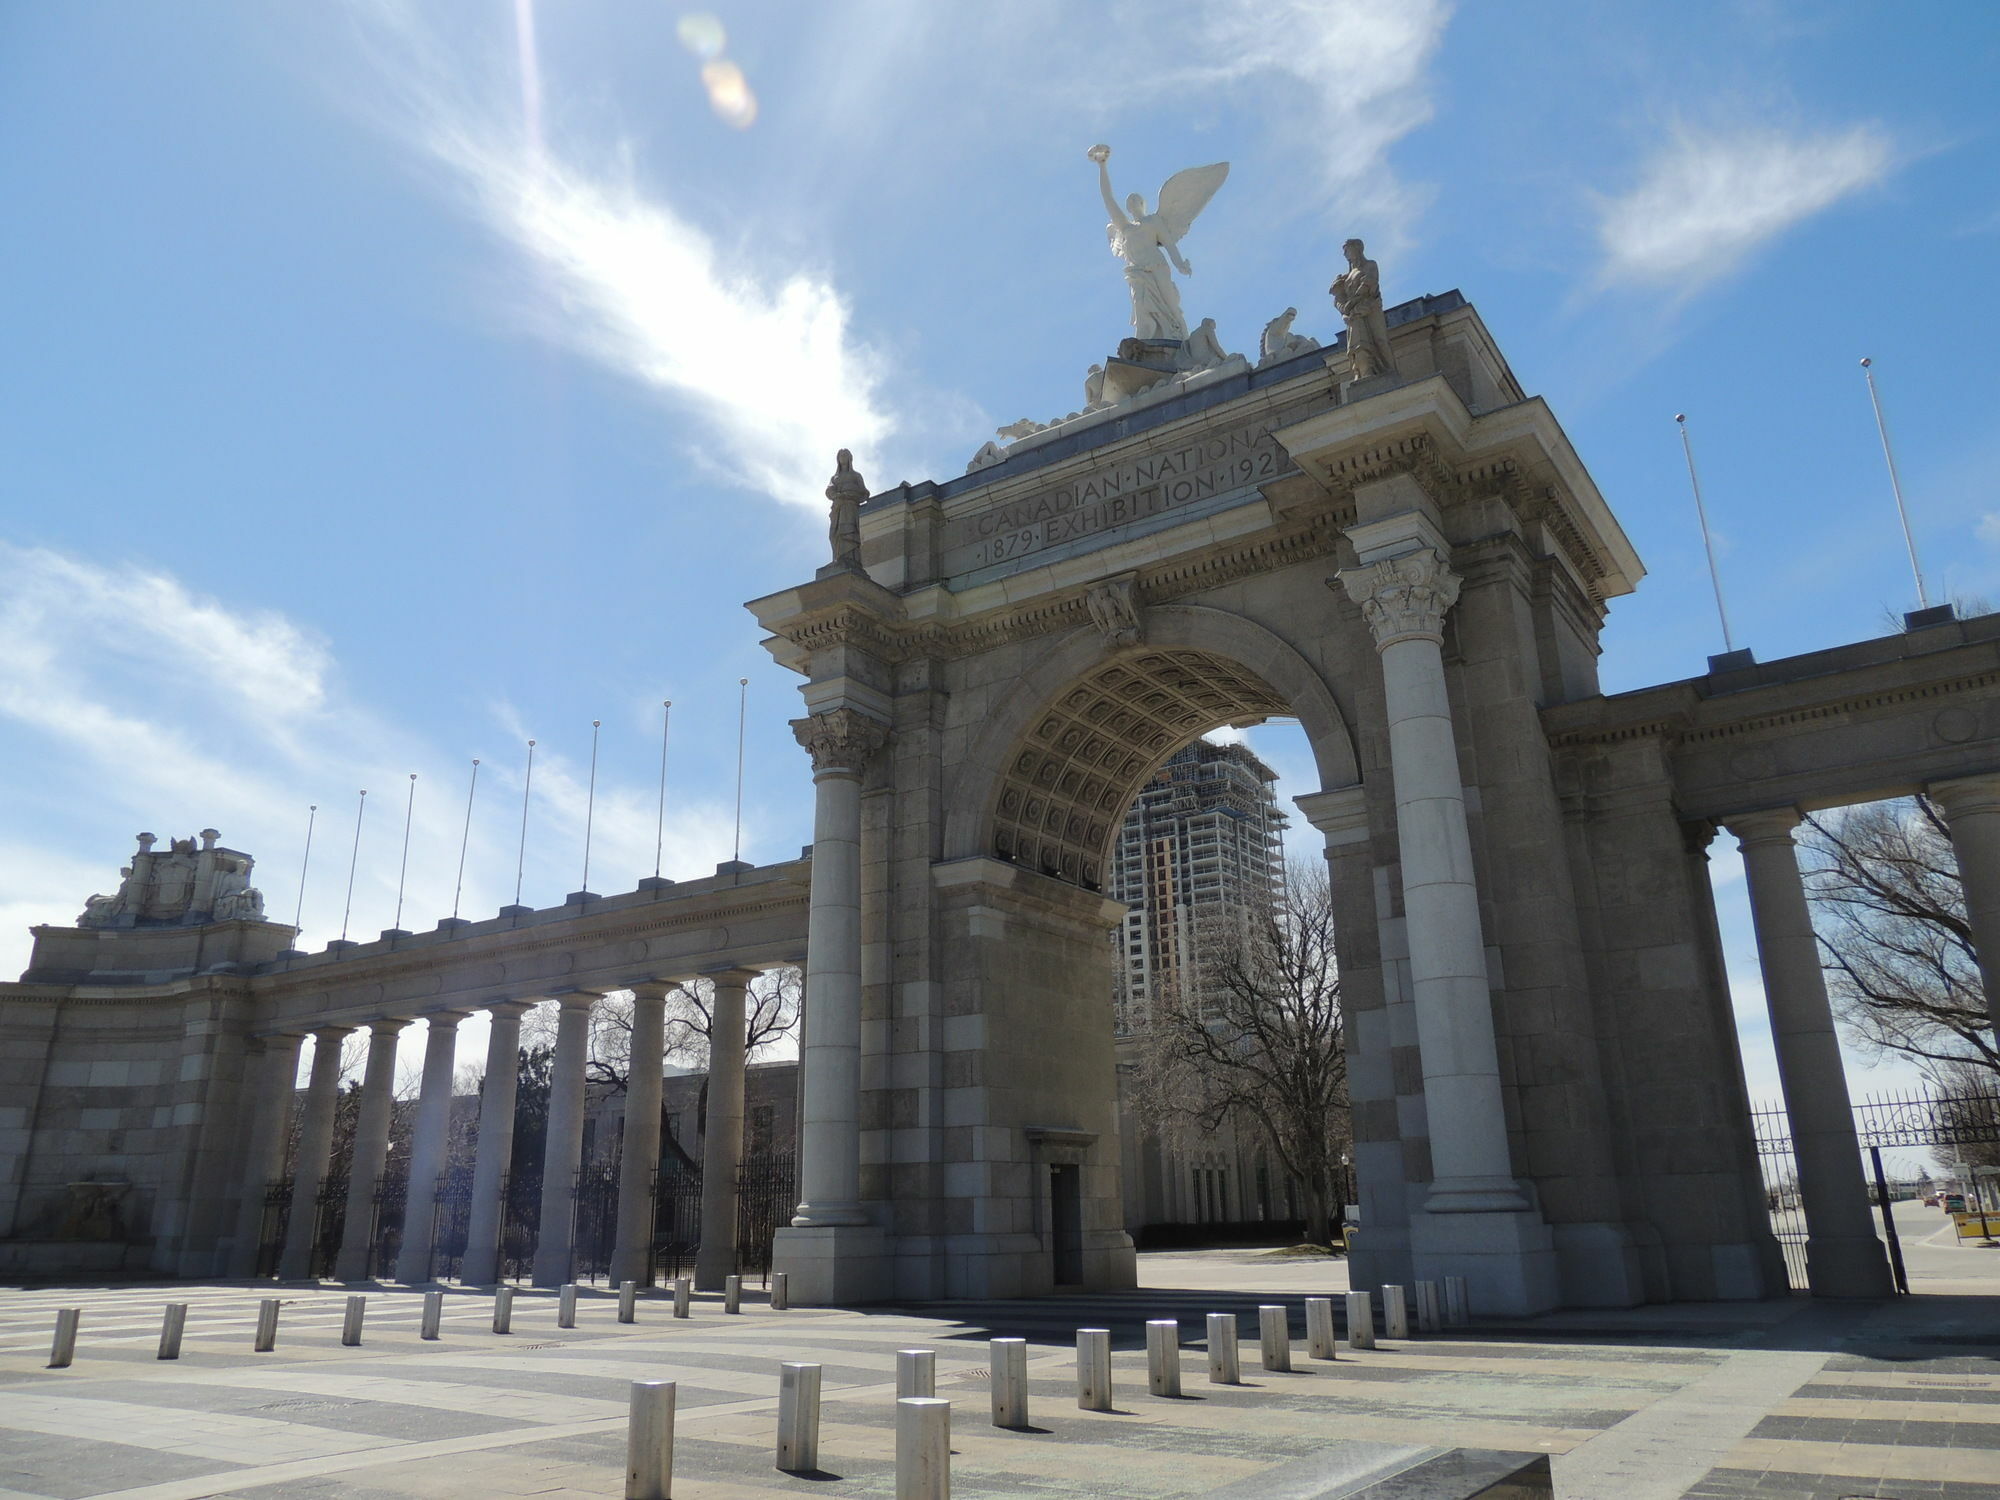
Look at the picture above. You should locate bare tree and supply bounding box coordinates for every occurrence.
[1126,859,1349,1244]
[583,969,804,1096]
[1801,798,1999,1082]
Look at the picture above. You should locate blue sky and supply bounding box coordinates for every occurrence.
[4,1,1997,1124]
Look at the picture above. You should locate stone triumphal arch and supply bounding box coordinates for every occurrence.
[10,223,2000,1317]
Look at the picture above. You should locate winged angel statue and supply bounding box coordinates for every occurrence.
[1089,145,1228,343]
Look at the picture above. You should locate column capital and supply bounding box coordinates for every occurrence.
[484,998,537,1021]
[791,707,891,776]
[701,964,763,988]
[1334,547,1461,650]
[251,1027,309,1045]
[623,978,688,1000]
[547,987,602,1013]
[421,1008,472,1030]
[1929,773,2000,821]
[1725,806,1803,848]
[311,1022,354,1043]
[1292,784,1370,847]
[366,1015,411,1037]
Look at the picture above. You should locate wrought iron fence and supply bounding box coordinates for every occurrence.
[255,1180,292,1278]
[1751,1084,2000,1295]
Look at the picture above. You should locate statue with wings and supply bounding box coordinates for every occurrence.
[1088,145,1228,343]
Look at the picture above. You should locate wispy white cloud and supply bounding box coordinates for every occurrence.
[1195,0,1451,244]
[1596,123,1893,288]
[0,543,740,976]
[359,1,893,511]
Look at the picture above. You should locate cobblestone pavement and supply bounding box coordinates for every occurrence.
[1,1247,1995,1499]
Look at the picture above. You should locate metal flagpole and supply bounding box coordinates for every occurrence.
[580,720,601,895]
[391,773,417,934]
[339,789,367,943]
[1675,414,1737,654]
[1860,358,1931,611]
[451,759,479,920]
[291,803,317,942]
[654,700,672,880]
[514,739,536,909]
[732,677,749,867]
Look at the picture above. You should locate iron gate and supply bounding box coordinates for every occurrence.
[1752,1084,2000,1293]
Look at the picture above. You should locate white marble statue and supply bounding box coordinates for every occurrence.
[1083,362,1107,411]
[1182,316,1230,371]
[997,417,1044,441]
[1259,307,1320,366]
[1331,239,1395,380]
[967,440,1004,474]
[1088,145,1228,343]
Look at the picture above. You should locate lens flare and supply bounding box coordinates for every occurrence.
[676,13,726,60]
[701,59,758,129]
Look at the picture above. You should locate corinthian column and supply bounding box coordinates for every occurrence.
[460,1000,532,1286]
[394,1010,468,1283]
[788,707,890,1229]
[1338,546,1523,1211]
[1928,774,2000,1042]
[1726,809,1893,1297]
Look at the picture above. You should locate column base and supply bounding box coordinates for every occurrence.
[1410,1202,1559,1317]
[1806,1234,1895,1298]
[772,1223,890,1305]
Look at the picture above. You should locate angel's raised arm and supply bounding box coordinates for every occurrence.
[1089,145,1129,226]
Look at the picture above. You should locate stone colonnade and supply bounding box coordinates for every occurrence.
[248,973,763,1287]
[1717,770,2000,1299]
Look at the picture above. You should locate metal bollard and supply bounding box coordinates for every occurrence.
[1205,1312,1239,1384]
[897,1347,936,1399]
[421,1289,443,1340]
[1344,1290,1375,1350]
[625,1380,675,1500]
[1415,1280,1441,1333]
[895,1397,950,1500]
[776,1362,822,1473]
[672,1277,691,1318]
[619,1280,638,1324]
[1145,1319,1181,1397]
[158,1303,188,1360]
[990,1337,1028,1429]
[770,1271,789,1311]
[1259,1305,1292,1371]
[49,1308,80,1369]
[341,1295,366,1347]
[1076,1328,1112,1411]
[1305,1297,1338,1360]
[1443,1274,1470,1327]
[724,1274,742,1314]
[1382,1284,1410,1340]
[558,1283,577,1329]
[493,1285,514,1334]
[255,1297,281,1352]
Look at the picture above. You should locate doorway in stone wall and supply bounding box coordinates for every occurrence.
[1050,1163,1083,1285]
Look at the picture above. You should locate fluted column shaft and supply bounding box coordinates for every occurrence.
[277,1027,348,1280]
[609,984,669,1287]
[334,1019,406,1282]
[1728,809,1893,1297]
[394,1011,467,1283]
[1338,546,1522,1211]
[531,992,597,1287]
[460,1001,531,1286]
[697,969,755,1288]
[227,1032,305,1278]
[1930,775,2000,1042]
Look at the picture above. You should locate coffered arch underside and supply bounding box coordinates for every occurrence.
[991,648,1293,889]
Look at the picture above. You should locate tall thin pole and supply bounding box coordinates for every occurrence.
[291,803,318,940]
[392,773,417,932]
[1675,414,1736,654]
[452,759,480,920]
[1860,357,1931,611]
[580,719,601,895]
[732,677,749,866]
[514,739,537,907]
[654,700,672,879]
[339,789,368,942]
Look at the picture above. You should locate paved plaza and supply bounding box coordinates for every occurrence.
[3,1224,1996,1500]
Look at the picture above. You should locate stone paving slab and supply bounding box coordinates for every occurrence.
[2,1270,1997,1498]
